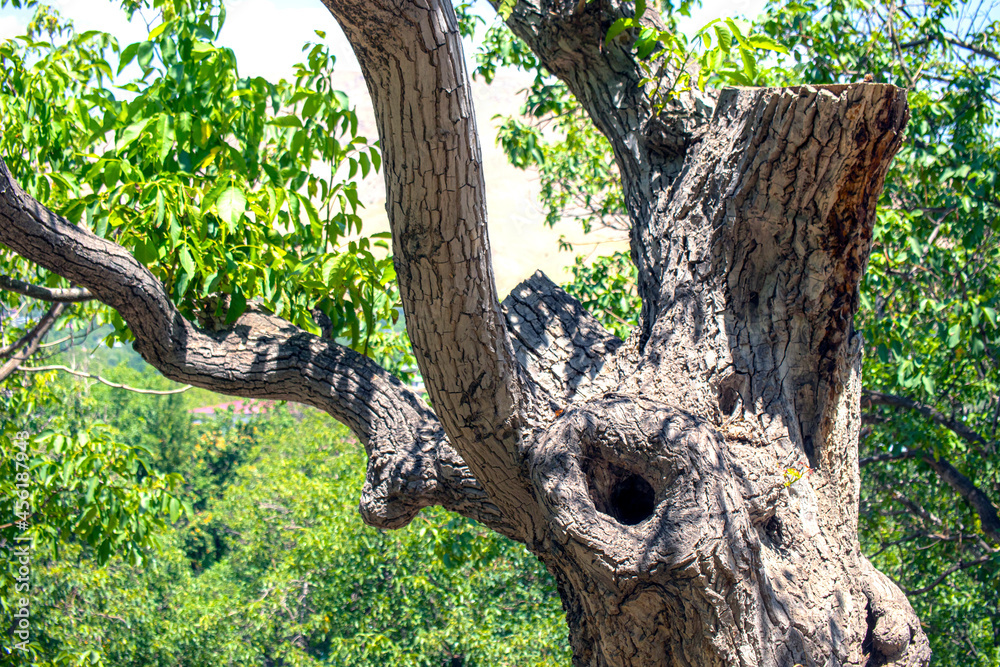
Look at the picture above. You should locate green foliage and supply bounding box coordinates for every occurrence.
[0,370,187,592]
[453,1,485,38]
[497,0,518,20]
[47,353,256,503]
[5,405,571,666]
[0,0,398,353]
[605,3,787,104]
[476,3,787,244]
[562,251,639,340]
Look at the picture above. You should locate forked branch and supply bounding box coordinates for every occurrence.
[0,301,65,381]
[322,0,540,523]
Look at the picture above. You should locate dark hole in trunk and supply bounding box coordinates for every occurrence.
[610,475,655,525]
[765,515,784,546]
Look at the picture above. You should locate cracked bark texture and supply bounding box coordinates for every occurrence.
[0,0,931,665]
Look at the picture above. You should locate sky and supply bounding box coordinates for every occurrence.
[0,0,770,82]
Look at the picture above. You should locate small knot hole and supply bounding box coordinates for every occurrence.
[610,475,655,525]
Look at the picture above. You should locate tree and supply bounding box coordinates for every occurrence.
[0,0,934,665]
[475,0,1000,660]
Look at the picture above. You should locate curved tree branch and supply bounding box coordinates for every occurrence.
[321,0,540,524]
[0,156,513,538]
[495,0,716,341]
[0,302,66,381]
[919,451,1000,544]
[17,364,193,395]
[903,555,992,596]
[0,275,93,303]
[859,451,910,466]
[858,446,1000,543]
[863,389,994,453]
[942,35,1000,63]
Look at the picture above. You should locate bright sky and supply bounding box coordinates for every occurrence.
[0,0,769,82]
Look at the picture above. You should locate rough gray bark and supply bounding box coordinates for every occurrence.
[0,275,93,303]
[0,0,932,665]
[502,272,623,405]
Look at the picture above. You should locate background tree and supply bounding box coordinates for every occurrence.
[0,0,954,666]
[10,396,568,667]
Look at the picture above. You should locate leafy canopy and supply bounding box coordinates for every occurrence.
[0,0,405,365]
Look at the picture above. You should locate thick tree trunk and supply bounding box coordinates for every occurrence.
[512,83,927,665]
[0,0,932,665]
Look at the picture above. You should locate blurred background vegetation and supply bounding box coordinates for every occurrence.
[5,346,568,666]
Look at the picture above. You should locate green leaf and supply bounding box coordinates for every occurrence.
[154,114,175,163]
[225,290,247,324]
[714,24,733,53]
[168,496,181,523]
[740,47,758,82]
[268,115,303,128]
[85,477,100,505]
[175,269,191,298]
[605,18,633,44]
[498,0,517,19]
[190,40,215,60]
[97,539,112,564]
[116,119,148,151]
[748,34,789,54]
[724,18,750,48]
[137,41,155,70]
[179,246,196,277]
[103,160,120,189]
[947,323,961,348]
[148,20,170,41]
[118,42,139,75]
[635,31,662,60]
[216,186,247,231]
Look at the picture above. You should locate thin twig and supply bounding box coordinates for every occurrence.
[0,303,66,380]
[17,365,191,395]
[904,556,991,596]
[38,334,71,349]
[863,390,993,453]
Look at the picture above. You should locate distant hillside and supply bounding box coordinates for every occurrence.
[329,69,629,297]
